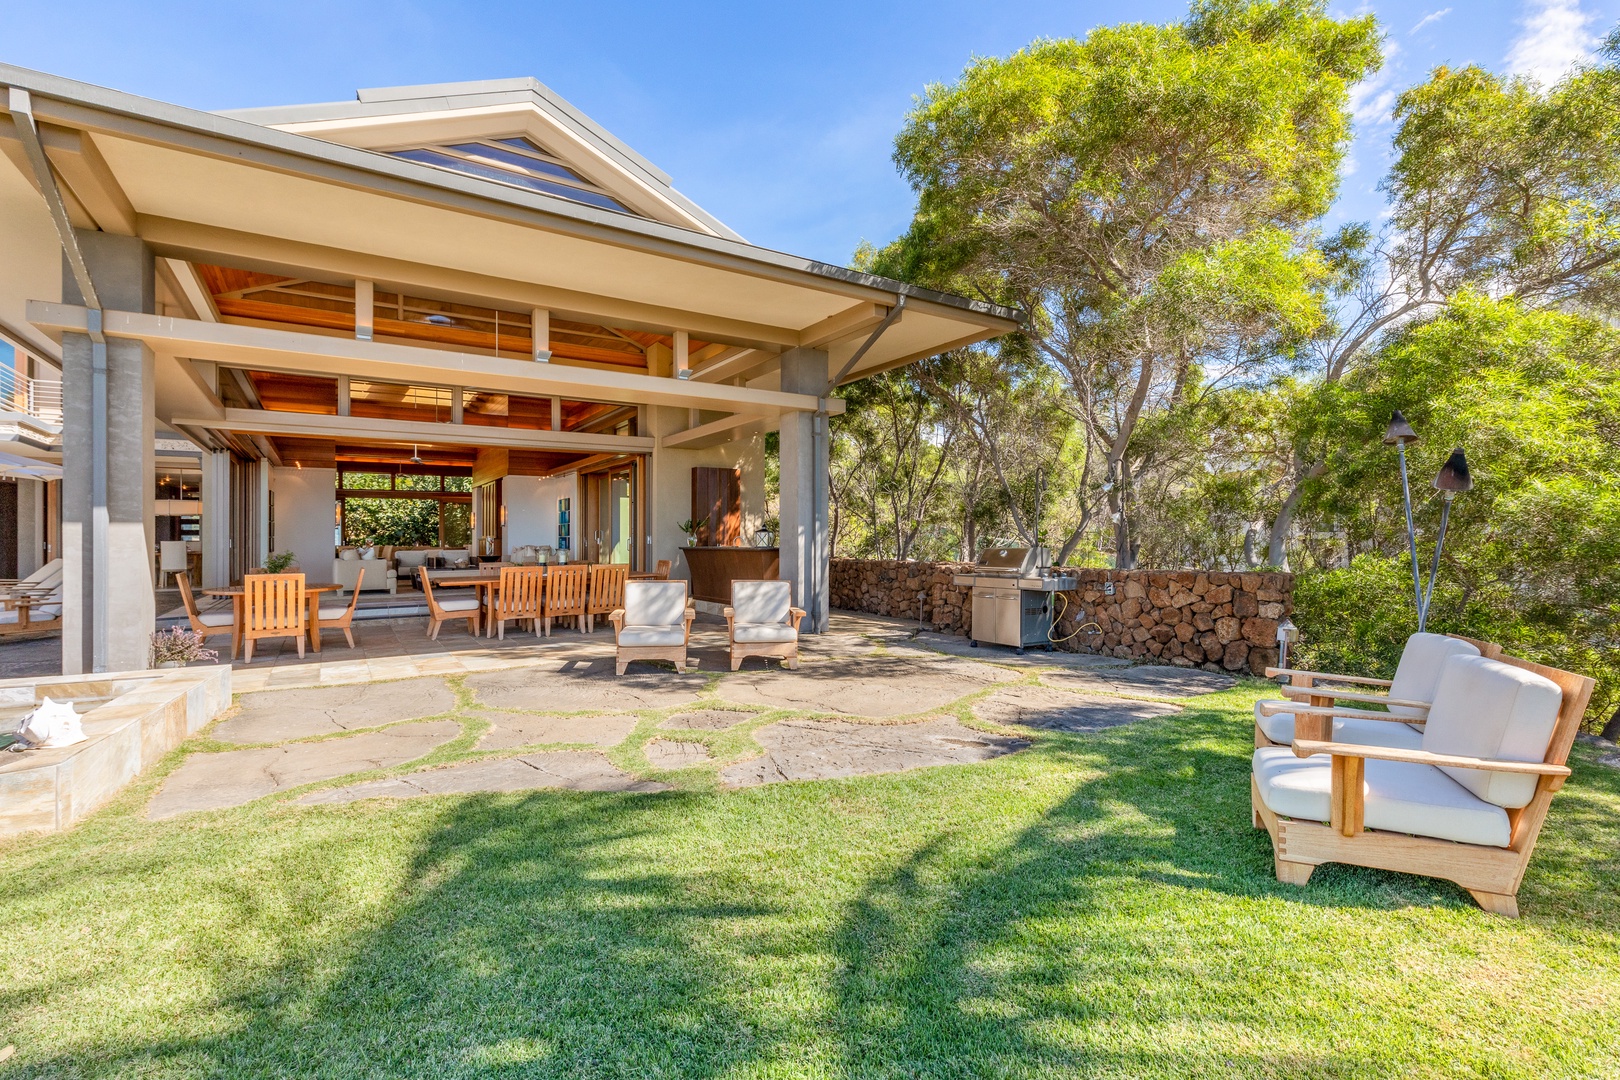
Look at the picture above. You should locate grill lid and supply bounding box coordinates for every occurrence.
[976,546,1044,575]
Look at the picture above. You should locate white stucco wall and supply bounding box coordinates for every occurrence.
[502,472,579,557]
[269,466,336,575]
[645,405,765,581]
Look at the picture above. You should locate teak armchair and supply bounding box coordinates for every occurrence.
[242,572,305,663]
[544,565,589,636]
[1252,652,1595,917]
[317,568,364,649]
[420,567,479,639]
[489,566,544,639]
[586,564,628,633]
[177,572,238,658]
[609,580,696,675]
[724,580,805,671]
[1256,632,1497,749]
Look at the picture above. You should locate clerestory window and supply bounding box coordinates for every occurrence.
[387,136,634,215]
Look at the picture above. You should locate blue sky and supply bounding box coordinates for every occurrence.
[4,1,1618,267]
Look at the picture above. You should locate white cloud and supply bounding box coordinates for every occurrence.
[1506,0,1600,85]
[1410,8,1452,34]
[1348,41,1400,128]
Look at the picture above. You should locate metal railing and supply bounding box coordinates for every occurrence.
[0,366,63,425]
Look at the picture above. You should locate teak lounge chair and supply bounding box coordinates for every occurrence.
[0,558,61,603]
[177,572,238,658]
[1252,652,1595,917]
[610,580,695,675]
[724,580,805,671]
[1257,632,1495,749]
[0,585,62,635]
[420,567,479,639]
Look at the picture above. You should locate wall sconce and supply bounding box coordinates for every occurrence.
[469,511,477,532]
[334,503,342,526]
[499,504,507,527]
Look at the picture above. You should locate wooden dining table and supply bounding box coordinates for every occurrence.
[434,575,503,637]
[203,582,346,656]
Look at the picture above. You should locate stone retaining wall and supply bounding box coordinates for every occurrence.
[830,559,1292,676]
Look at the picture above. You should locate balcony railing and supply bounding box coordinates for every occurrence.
[0,367,62,425]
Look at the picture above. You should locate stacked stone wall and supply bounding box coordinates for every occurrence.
[829,559,1293,676]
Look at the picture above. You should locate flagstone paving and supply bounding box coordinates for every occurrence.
[1039,664,1237,701]
[296,752,668,805]
[149,720,463,818]
[211,679,459,744]
[719,717,1028,787]
[717,654,1019,717]
[474,710,638,750]
[465,665,706,711]
[645,740,711,768]
[658,709,757,731]
[973,685,1181,733]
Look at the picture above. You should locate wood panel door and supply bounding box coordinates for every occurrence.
[691,466,741,546]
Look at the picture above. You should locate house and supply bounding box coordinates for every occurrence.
[0,66,1019,673]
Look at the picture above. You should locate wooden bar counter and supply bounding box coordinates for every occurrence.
[680,546,780,604]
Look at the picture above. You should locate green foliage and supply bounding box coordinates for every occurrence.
[262,551,296,574]
[342,498,441,548]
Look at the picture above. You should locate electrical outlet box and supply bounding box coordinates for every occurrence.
[1104,581,1115,596]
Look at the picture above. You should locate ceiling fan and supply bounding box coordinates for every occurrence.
[410,443,424,465]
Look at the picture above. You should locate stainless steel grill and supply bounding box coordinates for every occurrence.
[952,546,1077,653]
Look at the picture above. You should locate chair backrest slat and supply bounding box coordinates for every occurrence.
[546,565,589,615]
[499,566,545,618]
[177,572,202,620]
[588,565,628,614]
[246,573,305,633]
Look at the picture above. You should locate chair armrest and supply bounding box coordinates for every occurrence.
[789,607,807,631]
[1292,738,1572,791]
[723,605,735,632]
[1265,667,1395,688]
[682,605,696,643]
[1257,701,1425,724]
[1278,686,1431,712]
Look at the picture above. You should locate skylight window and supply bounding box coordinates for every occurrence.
[388,137,634,215]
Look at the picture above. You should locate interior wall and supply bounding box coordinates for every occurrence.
[268,466,336,574]
[502,472,579,557]
[646,406,764,581]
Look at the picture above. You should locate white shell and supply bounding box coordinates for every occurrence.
[15,697,86,748]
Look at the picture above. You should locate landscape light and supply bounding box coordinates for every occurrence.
[1383,409,1425,619]
[1418,448,1472,631]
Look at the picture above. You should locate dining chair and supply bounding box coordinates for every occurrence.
[159,541,189,588]
[177,572,238,659]
[653,559,672,580]
[490,566,545,639]
[544,564,589,636]
[242,572,306,663]
[586,564,629,633]
[420,567,479,640]
[317,568,365,649]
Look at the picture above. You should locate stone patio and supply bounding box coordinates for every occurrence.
[131,611,1247,819]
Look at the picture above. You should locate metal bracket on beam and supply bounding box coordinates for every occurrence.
[827,295,905,392]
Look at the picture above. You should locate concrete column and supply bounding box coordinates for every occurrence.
[15,478,43,578]
[60,230,155,674]
[199,449,230,587]
[777,346,829,633]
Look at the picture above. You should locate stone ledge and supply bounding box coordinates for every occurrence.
[0,665,232,834]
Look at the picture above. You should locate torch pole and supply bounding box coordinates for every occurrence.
[1418,493,1454,633]
[1398,442,1424,620]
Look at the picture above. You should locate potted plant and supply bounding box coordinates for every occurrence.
[263,550,297,574]
[150,627,219,669]
[677,517,708,547]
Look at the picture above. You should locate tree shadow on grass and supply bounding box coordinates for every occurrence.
[7,792,782,1079]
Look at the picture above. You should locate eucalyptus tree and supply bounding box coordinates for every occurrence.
[884,0,1377,567]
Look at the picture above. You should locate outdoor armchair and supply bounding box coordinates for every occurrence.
[724,580,805,671]
[609,580,695,675]
[317,568,364,649]
[1252,651,1594,917]
[1254,632,1492,748]
[177,572,238,658]
[420,567,479,640]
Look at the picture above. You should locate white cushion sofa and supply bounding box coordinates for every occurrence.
[333,549,396,594]
[392,547,476,588]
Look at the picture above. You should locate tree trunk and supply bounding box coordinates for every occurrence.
[1601,707,1620,743]
[1267,457,1325,569]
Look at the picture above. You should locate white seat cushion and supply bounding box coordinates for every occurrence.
[624,581,688,628]
[618,626,685,647]
[317,605,352,620]
[1253,747,1511,847]
[734,623,797,644]
[1388,632,1481,717]
[436,597,480,613]
[195,611,235,627]
[732,580,791,626]
[1254,703,1423,750]
[1422,654,1562,809]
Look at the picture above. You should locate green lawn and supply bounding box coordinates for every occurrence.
[2,682,1618,1079]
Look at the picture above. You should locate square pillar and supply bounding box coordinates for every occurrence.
[199,449,231,587]
[60,230,155,674]
[778,346,829,633]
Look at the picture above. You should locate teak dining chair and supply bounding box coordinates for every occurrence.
[544,565,589,636]
[420,567,479,639]
[177,572,238,659]
[586,564,629,633]
[490,566,545,639]
[317,568,364,648]
[242,572,305,663]
[653,559,672,580]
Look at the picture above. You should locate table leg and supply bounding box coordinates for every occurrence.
[309,593,322,653]
[233,596,244,661]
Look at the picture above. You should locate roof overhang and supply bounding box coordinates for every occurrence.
[0,63,1022,388]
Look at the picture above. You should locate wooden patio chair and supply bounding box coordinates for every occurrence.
[0,585,62,635]
[544,564,589,636]
[1256,632,1498,749]
[177,572,238,659]
[489,566,544,639]
[725,580,805,671]
[586,564,629,633]
[420,567,479,640]
[653,559,672,580]
[1252,652,1595,917]
[242,572,305,663]
[610,580,696,675]
[317,568,364,649]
